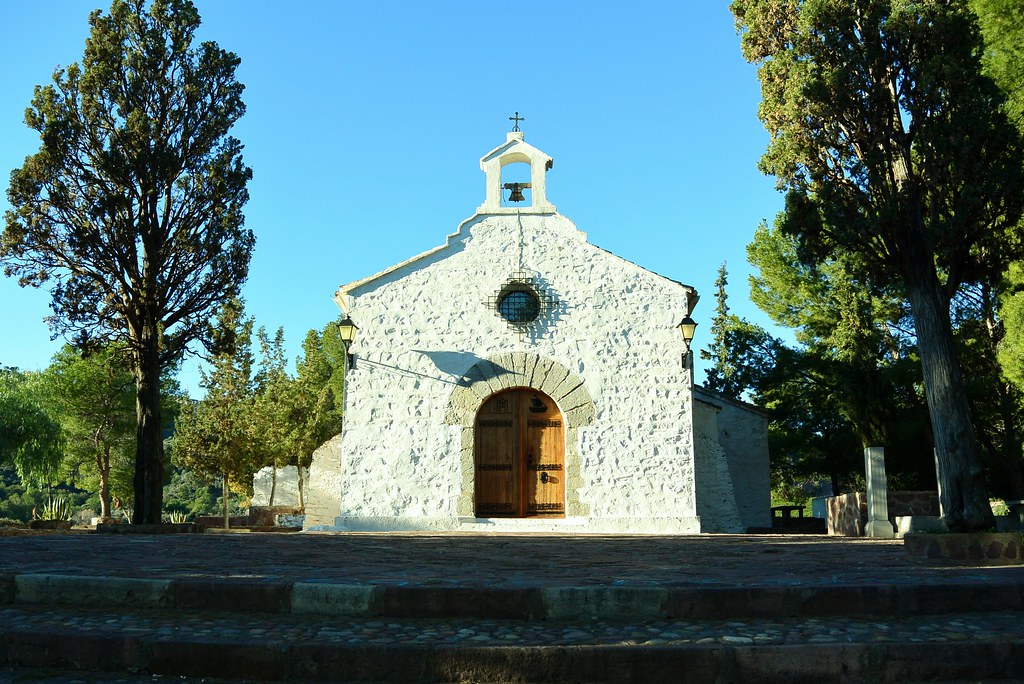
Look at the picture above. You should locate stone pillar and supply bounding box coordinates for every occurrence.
[864,446,894,538]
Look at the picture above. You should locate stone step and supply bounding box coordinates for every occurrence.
[5,573,1024,622]
[3,604,1024,683]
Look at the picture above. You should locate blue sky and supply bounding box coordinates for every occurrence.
[0,1,784,396]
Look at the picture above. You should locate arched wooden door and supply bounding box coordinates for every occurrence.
[474,388,565,518]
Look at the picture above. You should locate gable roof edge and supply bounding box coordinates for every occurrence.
[333,214,483,310]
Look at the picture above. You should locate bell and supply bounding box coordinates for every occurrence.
[503,182,531,203]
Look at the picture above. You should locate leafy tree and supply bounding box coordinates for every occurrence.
[286,322,347,507]
[747,222,927,447]
[999,265,1024,389]
[968,0,1024,499]
[243,320,346,510]
[172,298,257,527]
[42,344,136,521]
[732,0,1024,530]
[726,319,859,495]
[163,463,235,518]
[250,326,292,505]
[700,262,743,399]
[0,368,63,483]
[971,0,1024,125]
[1,0,254,524]
[958,284,1024,499]
[731,221,933,494]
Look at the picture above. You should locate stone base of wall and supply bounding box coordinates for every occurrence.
[895,515,946,538]
[195,515,253,529]
[248,506,302,527]
[827,491,940,536]
[904,532,1024,565]
[324,515,704,535]
[94,523,199,534]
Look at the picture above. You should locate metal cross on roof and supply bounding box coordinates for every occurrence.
[509,111,525,132]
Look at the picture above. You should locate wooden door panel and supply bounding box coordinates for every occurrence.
[475,389,564,518]
[476,419,515,515]
[525,419,565,516]
[475,394,517,516]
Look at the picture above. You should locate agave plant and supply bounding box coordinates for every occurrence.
[167,511,190,524]
[41,495,73,522]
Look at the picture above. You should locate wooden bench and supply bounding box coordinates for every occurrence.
[770,505,805,527]
[1004,500,1024,530]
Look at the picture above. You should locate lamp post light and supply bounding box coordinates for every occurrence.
[337,315,358,470]
[677,315,698,378]
[339,316,358,372]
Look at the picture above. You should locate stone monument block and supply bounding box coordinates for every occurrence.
[865,446,895,538]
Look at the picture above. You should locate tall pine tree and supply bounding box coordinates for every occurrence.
[700,263,743,399]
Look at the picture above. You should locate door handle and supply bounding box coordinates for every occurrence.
[540,472,549,484]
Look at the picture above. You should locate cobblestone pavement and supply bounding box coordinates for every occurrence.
[3,674,1016,684]
[4,604,1024,649]
[0,532,1020,588]
[2,603,1024,683]
[0,670,224,684]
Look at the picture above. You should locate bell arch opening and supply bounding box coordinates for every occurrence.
[500,160,532,207]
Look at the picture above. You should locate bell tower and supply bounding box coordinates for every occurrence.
[477,129,556,215]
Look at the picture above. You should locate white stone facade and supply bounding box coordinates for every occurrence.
[304,132,770,534]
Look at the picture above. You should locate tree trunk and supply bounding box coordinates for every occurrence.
[132,321,165,525]
[269,460,277,507]
[223,470,230,529]
[902,255,994,531]
[297,464,305,512]
[97,445,111,522]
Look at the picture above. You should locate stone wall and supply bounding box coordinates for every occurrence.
[905,532,1023,565]
[251,466,309,508]
[304,435,344,528]
[692,389,771,532]
[318,212,705,533]
[827,491,940,536]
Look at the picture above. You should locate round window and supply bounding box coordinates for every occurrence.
[497,289,541,323]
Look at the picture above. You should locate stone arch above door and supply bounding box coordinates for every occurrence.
[445,353,595,428]
[445,353,595,518]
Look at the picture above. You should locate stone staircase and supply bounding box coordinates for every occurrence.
[2,532,1023,682]
[3,572,1024,682]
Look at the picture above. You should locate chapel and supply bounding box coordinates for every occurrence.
[302,126,770,533]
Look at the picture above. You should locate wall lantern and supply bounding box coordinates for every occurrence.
[677,316,698,351]
[677,315,698,371]
[339,316,358,370]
